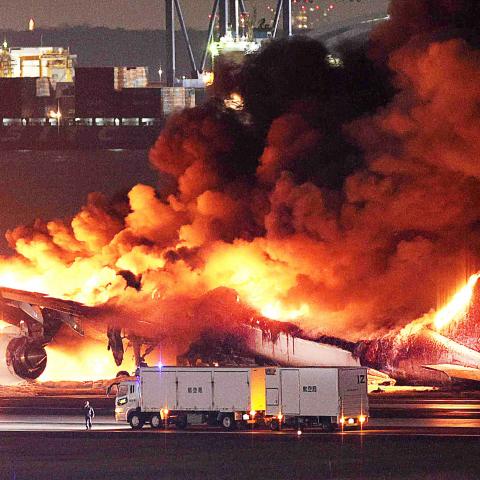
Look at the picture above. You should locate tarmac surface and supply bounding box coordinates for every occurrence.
[1,392,480,479]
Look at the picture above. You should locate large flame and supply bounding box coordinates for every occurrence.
[432,273,480,331]
[39,343,136,382]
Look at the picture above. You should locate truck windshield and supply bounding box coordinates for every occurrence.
[118,385,128,396]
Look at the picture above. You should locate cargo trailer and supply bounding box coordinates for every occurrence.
[264,367,368,431]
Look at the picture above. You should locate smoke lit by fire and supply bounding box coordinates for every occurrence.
[2,0,480,377]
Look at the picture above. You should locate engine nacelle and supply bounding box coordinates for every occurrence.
[0,334,47,384]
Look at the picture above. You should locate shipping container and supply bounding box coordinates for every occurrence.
[160,87,188,115]
[0,78,24,117]
[265,367,369,431]
[118,87,162,117]
[75,67,117,117]
[35,77,50,97]
[114,66,148,90]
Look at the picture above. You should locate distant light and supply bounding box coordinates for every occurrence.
[28,18,35,31]
[348,418,355,425]
[297,429,302,436]
[158,362,163,369]
[224,92,244,111]
[49,110,61,120]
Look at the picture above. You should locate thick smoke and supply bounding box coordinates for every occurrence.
[370,0,480,62]
[2,1,480,354]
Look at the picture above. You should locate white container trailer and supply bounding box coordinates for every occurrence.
[114,366,266,430]
[264,367,368,431]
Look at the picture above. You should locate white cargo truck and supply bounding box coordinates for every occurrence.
[264,366,368,431]
[114,365,368,431]
[114,366,266,430]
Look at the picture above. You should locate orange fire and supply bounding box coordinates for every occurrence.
[202,240,311,322]
[39,343,136,382]
[0,319,10,331]
[431,273,480,331]
[397,272,480,338]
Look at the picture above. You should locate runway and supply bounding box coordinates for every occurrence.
[1,394,480,479]
[0,395,480,480]
[3,394,480,433]
[1,425,480,479]
[3,416,480,436]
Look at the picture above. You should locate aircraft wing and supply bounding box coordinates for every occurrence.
[0,286,87,335]
[423,364,480,382]
[367,368,396,386]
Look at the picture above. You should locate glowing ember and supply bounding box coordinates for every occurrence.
[432,273,480,331]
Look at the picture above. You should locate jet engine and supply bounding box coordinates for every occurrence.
[0,333,47,384]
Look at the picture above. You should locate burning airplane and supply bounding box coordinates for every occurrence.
[1,1,480,386]
[1,273,480,386]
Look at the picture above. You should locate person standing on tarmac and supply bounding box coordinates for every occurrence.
[84,401,95,430]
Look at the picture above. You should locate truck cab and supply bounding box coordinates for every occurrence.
[114,379,139,423]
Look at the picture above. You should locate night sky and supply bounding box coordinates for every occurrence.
[0,0,388,31]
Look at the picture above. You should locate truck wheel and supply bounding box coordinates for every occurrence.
[322,421,335,433]
[129,413,144,430]
[150,414,161,429]
[221,414,236,431]
[176,415,188,430]
[270,419,280,431]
